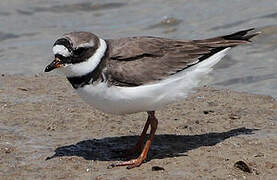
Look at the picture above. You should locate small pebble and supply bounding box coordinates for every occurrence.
[4,146,14,153]
[252,169,260,175]
[161,16,180,25]
[229,114,240,119]
[254,153,264,157]
[203,110,214,114]
[234,160,251,173]
[47,126,55,131]
[152,166,165,171]
[18,87,28,91]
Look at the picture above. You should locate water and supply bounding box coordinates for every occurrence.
[0,0,276,98]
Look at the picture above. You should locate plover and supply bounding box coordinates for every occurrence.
[45,28,259,169]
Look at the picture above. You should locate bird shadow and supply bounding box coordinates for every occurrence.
[46,127,258,161]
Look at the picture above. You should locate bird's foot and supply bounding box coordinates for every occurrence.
[108,156,146,169]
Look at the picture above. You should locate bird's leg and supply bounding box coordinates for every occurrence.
[125,114,151,156]
[111,111,158,169]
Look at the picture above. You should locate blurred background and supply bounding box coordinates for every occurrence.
[0,0,276,98]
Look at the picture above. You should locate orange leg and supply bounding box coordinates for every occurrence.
[111,111,158,169]
[125,113,151,156]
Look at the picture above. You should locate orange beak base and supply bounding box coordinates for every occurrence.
[44,57,63,72]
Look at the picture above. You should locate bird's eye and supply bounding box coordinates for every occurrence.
[55,54,72,64]
[73,47,86,56]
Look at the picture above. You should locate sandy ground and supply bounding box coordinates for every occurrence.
[0,74,277,179]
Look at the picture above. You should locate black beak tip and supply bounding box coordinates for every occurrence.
[44,64,55,72]
[45,59,63,72]
[44,66,51,72]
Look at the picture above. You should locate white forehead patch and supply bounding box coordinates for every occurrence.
[53,45,71,57]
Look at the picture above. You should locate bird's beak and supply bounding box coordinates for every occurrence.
[44,57,63,72]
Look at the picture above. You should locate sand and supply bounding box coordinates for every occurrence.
[0,74,277,179]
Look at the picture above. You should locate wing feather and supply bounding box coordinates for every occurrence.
[104,29,258,86]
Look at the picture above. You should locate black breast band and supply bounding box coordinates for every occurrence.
[67,57,106,89]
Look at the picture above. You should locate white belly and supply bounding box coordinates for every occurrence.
[76,80,192,115]
[76,48,230,114]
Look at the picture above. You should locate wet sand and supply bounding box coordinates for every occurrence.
[0,74,277,179]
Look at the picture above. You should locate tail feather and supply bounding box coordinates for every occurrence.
[196,28,260,61]
[195,28,261,48]
[222,28,261,42]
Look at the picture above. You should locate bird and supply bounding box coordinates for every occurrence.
[45,28,259,169]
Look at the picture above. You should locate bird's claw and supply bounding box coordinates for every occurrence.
[108,158,146,169]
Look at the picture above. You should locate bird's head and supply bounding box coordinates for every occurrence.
[45,32,106,77]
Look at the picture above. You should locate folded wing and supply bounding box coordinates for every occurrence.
[105,28,259,86]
